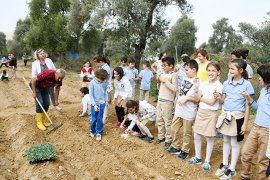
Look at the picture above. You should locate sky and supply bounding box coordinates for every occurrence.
[0,0,270,47]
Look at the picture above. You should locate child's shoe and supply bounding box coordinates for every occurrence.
[240,176,250,180]
[139,134,147,139]
[167,147,181,155]
[220,169,236,180]
[215,163,229,177]
[96,134,102,141]
[216,132,224,138]
[155,138,165,144]
[188,157,202,165]
[90,133,95,137]
[143,136,154,143]
[178,151,189,160]
[164,142,171,150]
[132,131,140,137]
[202,162,211,173]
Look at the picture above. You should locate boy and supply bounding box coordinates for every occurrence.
[89,69,108,141]
[125,57,139,99]
[120,56,128,74]
[139,61,154,102]
[155,56,178,149]
[0,70,9,81]
[0,55,8,68]
[167,60,199,159]
[8,53,17,79]
[79,87,91,117]
[241,63,270,180]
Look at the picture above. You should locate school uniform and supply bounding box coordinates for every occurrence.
[156,72,178,143]
[193,80,222,137]
[241,86,270,180]
[139,68,153,102]
[125,67,138,99]
[170,77,198,152]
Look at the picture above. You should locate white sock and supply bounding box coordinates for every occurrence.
[222,135,230,166]
[194,133,202,159]
[229,136,240,171]
[205,136,214,163]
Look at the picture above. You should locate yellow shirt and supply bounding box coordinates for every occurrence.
[198,62,209,82]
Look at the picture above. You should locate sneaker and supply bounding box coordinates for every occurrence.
[54,105,62,111]
[167,147,181,155]
[90,133,95,137]
[220,169,236,180]
[139,134,147,139]
[155,138,165,144]
[178,151,189,160]
[164,142,171,150]
[143,136,154,143]
[96,134,102,141]
[116,121,121,127]
[240,176,250,180]
[215,163,229,177]
[202,162,211,173]
[188,157,202,165]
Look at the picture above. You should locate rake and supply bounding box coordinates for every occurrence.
[23,77,63,134]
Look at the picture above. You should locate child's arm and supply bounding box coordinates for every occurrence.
[242,90,258,110]
[120,115,128,128]
[159,73,178,92]
[89,82,97,107]
[80,98,88,117]
[151,62,157,73]
[240,101,250,135]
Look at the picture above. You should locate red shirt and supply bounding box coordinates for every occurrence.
[37,69,62,88]
[81,67,93,82]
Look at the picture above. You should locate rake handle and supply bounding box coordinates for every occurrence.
[23,77,54,124]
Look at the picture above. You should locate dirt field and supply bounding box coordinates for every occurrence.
[0,61,258,179]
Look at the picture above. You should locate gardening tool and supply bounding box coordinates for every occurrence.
[23,77,63,134]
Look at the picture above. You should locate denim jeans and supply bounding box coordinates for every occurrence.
[90,103,105,135]
[36,87,50,113]
[48,87,56,106]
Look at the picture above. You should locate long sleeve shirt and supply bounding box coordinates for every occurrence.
[114,76,132,100]
[81,94,91,115]
[89,78,108,106]
[32,58,56,78]
[158,72,178,102]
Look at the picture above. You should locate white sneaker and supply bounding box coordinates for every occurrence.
[54,106,62,111]
[215,163,229,177]
[96,134,102,141]
[220,169,236,180]
[90,133,95,137]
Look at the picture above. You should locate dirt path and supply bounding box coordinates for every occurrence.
[0,61,257,179]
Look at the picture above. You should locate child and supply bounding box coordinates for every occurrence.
[120,56,128,74]
[8,53,17,79]
[113,67,132,126]
[0,70,9,81]
[187,61,223,173]
[79,87,91,117]
[0,55,8,68]
[93,55,112,124]
[240,63,270,180]
[155,56,178,149]
[89,69,108,141]
[80,60,94,87]
[125,57,139,99]
[139,61,154,102]
[120,100,154,142]
[167,60,199,159]
[214,59,254,179]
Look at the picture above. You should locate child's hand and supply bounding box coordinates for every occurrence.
[79,114,84,117]
[213,90,220,100]
[159,76,167,83]
[125,129,131,133]
[240,124,247,135]
[112,98,117,105]
[242,91,252,103]
[94,105,99,112]
[120,124,125,129]
[194,77,200,89]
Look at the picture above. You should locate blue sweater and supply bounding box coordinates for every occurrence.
[89,78,108,106]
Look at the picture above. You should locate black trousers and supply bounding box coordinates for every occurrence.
[0,63,8,68]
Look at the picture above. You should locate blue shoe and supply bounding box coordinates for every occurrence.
[216,132,224,138]
[167,147,181,154]
[178,151,189,160]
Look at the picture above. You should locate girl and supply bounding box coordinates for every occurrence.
[89,69,108,141]
[214,59,254,180]
[120,100,154,142]
[188,61,223,173]
[113,67,132,126]
[80,60,94,87]
[197,49,210,82]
